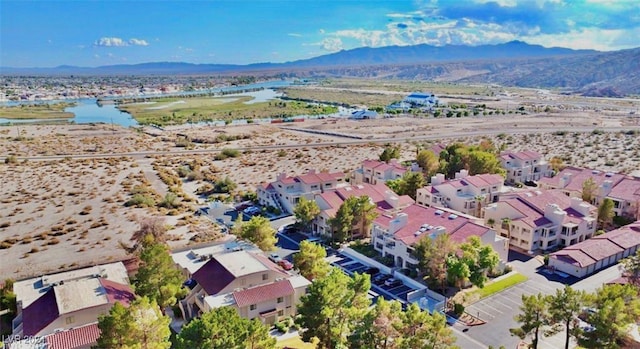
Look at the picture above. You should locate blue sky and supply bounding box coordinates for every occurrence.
[1,0,639,67]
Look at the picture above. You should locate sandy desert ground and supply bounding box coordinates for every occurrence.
[1,89,639,280]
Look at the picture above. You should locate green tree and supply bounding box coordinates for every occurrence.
[549,157,564,173]
[237,216,278,251]
[294,197,321,231]
[581,178,597,204]
[176,307,275,349]
[352,195,379,239]
[329,200,355,243]
[502,218,512,244]
[296,268,371,349]
[349,298,403,349]
[133,241,186,312]
[413,234,455,291]
[582,284,640,348]
[597,198,614,230]
[446,255,471,288]
[468,151,505,177]
[96,297,171,349]
[129,217,168,251]
[379,145,401,163]
[547,286,587,349]
[329,196,378,242]
[458,236,500,288]
[620,249,640,289]
[416,150,439,178]
[399,171,424,200]
[438,143,467,179]
[385,178,404,196]
[509,293,552,349]
[293,240,330,281]
[398,303,458,349]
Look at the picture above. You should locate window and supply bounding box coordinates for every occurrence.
[278,310,284,316]
[262,273,268,281]
[66,316,75,324]
[250,304,257,311]
[277,297,283,303]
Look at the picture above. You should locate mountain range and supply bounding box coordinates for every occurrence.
[2,41,639,96]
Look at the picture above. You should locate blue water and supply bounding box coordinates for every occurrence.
[0,80,293,127]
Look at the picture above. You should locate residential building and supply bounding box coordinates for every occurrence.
[499,150,552,184]
[312,183,414,239]
[350,110,379,119]
[482,189,597,252]
[10,262,134,339]
[351,159,408,185]
[606,178,640,220]
[371,204,508,270]
[538,166,626,206]
[257,169,347,214]
[5,323,101,349]
[172,243,310,325]
[416,170,504,218]
[549,222,640,278]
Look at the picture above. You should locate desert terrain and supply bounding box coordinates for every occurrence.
[1,85,640,280]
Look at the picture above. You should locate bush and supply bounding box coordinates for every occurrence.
[4,155,17,164]
[274,320,289,333]
[453,302,465,316]
[543,254,549,266]
[125,194,156,207]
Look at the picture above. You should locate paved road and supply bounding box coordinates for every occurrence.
[462,250,623,348]
[3,125,639,161]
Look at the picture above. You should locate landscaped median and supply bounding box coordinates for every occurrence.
[473,272,528,299]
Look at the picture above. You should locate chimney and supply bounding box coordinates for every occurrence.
[389,213,408,234]
[455,169,469,179]
[559,173,572,188]
[544,203,566,224]
[431,173,445,185]
[570,197,591,216]
[308,169,316,175]
[385,190,399,209]
[277,173,287,181]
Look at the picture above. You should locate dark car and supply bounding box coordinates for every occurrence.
[384,278,402,288]
[373,274,392,285]
[364,267,380,276]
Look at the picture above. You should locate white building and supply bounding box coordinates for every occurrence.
[416,170,504,218]
[371,204,508,270]
[538,166,626,206]
[351,159,409,185]
[482,189,597,252]
[404,92,439,107]
[500,150,552,184]
[257,169,347,214]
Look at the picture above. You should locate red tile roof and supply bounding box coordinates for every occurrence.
[46,323,101,349]
[461,174,504,187]
[501,150,542,161]
[319,183,414,218]
[233,279,294,308]
[503,189,594,228]
[539,166,625,193]
[608,178,640,202]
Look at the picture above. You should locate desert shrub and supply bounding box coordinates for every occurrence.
[453,302,465,316]
[125,194,156,207]
[4,155,17,164]
[221,148,240,158]
[0,222,10,228]
[277,149,287,157]
[176,166,191,178]
[213,177,237,194]
[158,193,179,209]
[274,320,289,333]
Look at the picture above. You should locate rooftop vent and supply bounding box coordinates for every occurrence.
[592,170,600,175]
[605,172,613,177]
[434,210,444,216]
[448,214,458,220]
[414,231,424,237]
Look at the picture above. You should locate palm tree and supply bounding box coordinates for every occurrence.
[487,218,495,228]
[474,195,485,218]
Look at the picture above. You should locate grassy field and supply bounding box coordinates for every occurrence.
[0,102,75,119]
[474,272,528,299]
[118,96,337,126]
[276,336,316,349]
[283,87,400,108]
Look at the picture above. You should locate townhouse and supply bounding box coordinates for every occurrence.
[416,170,504,218]
[538,166,626,206]
[9,262,134,347]
[350,159,408,185]
[482,189,597,252]
[257,169,347,214]
[499,150,552,184]
[549,222,640,278]
[312,183,414,239]
[172,242,310,326]
[371,204,508,270]
[605,178,640,220]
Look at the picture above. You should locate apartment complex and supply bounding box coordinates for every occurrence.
[499,150,552,184]
[482,189,597,252]
[350,159,409,185]
[172,243,310,326]
[371,204,508,269]
[312,183,414,239]
[416,170,504,217]
[257,169,347,214]
[10,262,133,343]
[538,166,626,205]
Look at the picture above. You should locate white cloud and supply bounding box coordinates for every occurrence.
[321,37,343,51]
[129,38,149,46]
[473,0,518,7]
[288,33,302,37]
[523,26,640,51]
[94,37,149,47]
[95,37,127,47]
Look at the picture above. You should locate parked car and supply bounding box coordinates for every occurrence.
[373,274,392,285]
[384,278,402,288]
[269,253,282,263]
[278,260,294,271]
[364,267,380,276]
